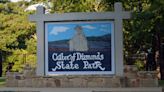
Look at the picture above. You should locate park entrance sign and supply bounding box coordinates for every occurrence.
[29,2,131,76]
[45,21,114,75]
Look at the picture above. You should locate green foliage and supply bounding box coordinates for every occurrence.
[2,49,36,73]
[51,0,110,13]
[0,1,36,75]
[134,59,145,71]
[122,0,164,58]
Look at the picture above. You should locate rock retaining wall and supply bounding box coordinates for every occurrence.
[5,65,159,87]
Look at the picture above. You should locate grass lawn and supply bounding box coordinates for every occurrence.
[0,77,6,87]
[159,80,164,86]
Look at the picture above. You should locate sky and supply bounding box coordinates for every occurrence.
[45,21,114,42]
[10,0,31,2]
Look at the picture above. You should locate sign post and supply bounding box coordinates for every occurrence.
[29,2,131,76]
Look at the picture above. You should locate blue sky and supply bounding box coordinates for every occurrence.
[46,21,113,42]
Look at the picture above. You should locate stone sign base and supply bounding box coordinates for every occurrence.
[0,87,162,92]
[5,65,159,88]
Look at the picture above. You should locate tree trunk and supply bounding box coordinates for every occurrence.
[0,51,2,77]
[160,43,164,79]
[150,30,157,71]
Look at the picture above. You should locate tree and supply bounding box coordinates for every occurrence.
[148,0,164,79]
[0,1,36,74]
[51,0,110,13]
[130,0,164,78]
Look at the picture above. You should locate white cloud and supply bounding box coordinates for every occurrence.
[82,25,95,29]
[49,26,69,35]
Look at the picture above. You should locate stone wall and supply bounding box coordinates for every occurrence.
[5,65,159,87]
[124,65,158,87]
